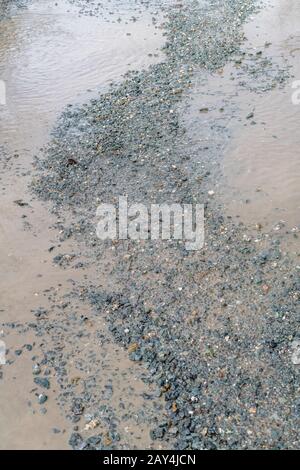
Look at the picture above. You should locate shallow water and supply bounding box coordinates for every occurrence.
[222,0,300,233]
[0,0,164,151]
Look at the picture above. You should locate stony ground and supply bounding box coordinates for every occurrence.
[1,0,300,450]
[0,0,28,20]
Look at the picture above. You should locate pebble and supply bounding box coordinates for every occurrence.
[34,377,50,389]
[32,364,41,375]
[291,340,300,365]
[38,393,48,405]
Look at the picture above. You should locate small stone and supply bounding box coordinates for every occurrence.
[103,434,113,447]
[291,340,300,365]
[262,284,270,294]
[84,419,100,431]
[32,364,41,375]
[38,393,48,404]
[172,402,178,412]
[128,342,139,353]
[34,377,50,389]
[168,426,178,436]
[69,433,86,450]
[150,426,165,440]
[14,199,28,207]
[72,399,84,416]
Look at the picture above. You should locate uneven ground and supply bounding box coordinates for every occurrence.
[0,0,28,20]
[0,0,299,450]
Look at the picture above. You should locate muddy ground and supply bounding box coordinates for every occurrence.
[0,0,299,450]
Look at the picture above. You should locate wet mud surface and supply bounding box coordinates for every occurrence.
[1,0,300,450]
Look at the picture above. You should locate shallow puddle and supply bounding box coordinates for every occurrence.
[0,0,164,151]
[222,0,300,233]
